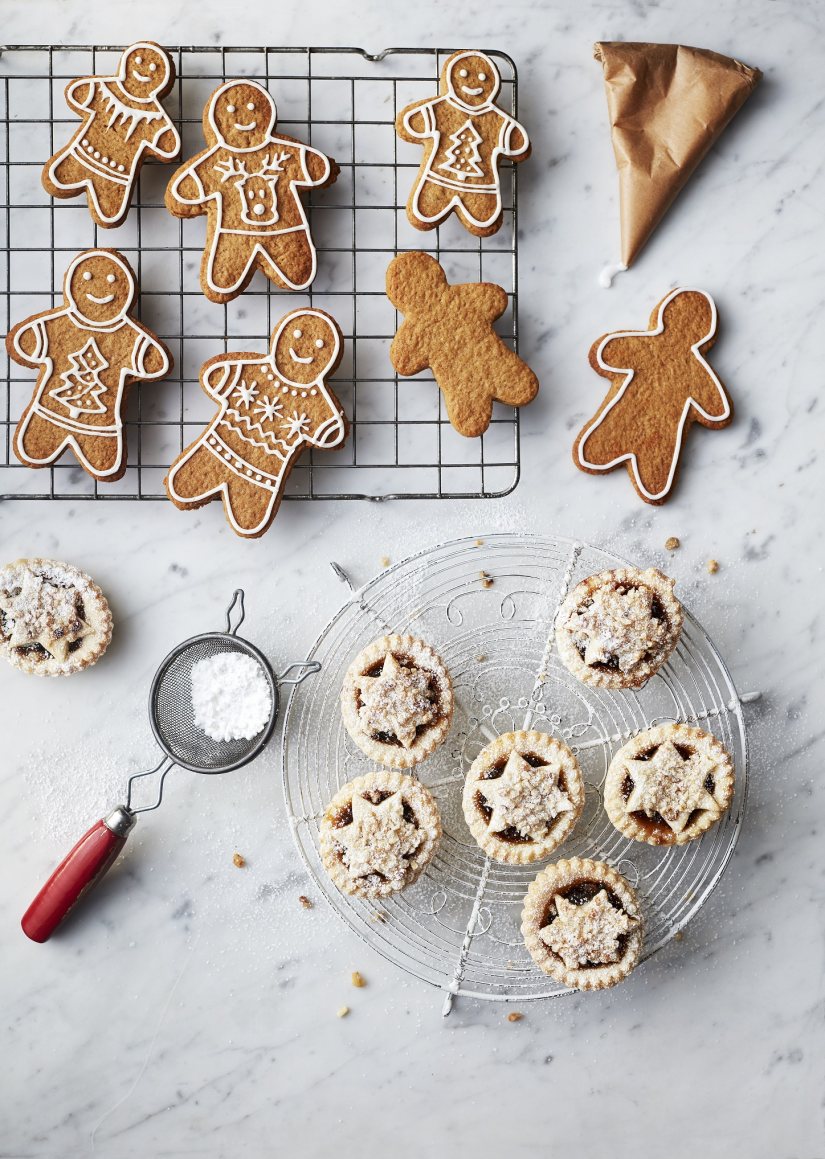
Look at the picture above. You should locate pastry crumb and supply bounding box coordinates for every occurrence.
[474,538,484,546]
[370,909,388,923]
[507,1011,524,1022]
[232,852,246,868]
[674,930,685,942]
[351,971,366,988]
[479,571,494,589]
[707,559,719,574]
[298,894,313,909]
[665,536,680,551]
[337,1006,350,1018]
[380,556,391,568]
[475,653,487,663]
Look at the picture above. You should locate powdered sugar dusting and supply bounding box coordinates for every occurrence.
[191,652,272,742]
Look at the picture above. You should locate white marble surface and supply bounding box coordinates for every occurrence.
[1,1,823,1156]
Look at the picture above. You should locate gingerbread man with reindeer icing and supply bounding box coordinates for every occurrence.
[166,79,338,302]
[166,309,348,538]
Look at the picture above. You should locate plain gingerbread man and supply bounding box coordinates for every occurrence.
[387,251,539,438]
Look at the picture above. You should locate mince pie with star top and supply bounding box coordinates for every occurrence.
[320,770,441,899]
[0,558,112,676]
[555,566,683,689]
[462,730,584,864]
[604,722,734,846]
[521,857,643,990]
[341,634,453,768]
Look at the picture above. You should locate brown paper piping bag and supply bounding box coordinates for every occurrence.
[594,41,761,282]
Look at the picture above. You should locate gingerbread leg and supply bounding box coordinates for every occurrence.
[86,176,133,228]
[456,190,501,233]
[46,149,90,194]
[410,179,457,228]
[73,432,124,480]
[14,410,71,467]
[220,475,278,538]
[166,441,224,507]
[204,231,257,301]
[257,230,315,292]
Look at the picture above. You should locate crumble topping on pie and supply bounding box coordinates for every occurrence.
[541,889,635,969]
[0,558,112,676]
[604,723,735,846]
[555,567,683,689]
[334,790,422,889]
[341,635,453,768]
[462,731,584,864]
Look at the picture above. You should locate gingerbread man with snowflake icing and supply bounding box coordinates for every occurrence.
[397,50,530,236]
[165,80,338,303]
[6,249,171,482]
[166,309,348,538]
[43,42,180,228]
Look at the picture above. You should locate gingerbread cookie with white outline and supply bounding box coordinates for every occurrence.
[42,41,180,229]
[165,79,338,304]
[165,308,348,538]
[574,288,733,504]
[397,50,530,237]
[7,249,171,483]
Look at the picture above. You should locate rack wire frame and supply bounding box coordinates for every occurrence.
[282,534,749,1012]
[0,45,522,502]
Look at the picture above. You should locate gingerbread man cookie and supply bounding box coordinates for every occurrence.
[396,50,530,237]
[165,309,348,538]
[7,249,171,483]
[574,288,732,504]
[42,42,180,228]
[387,251,539,438]
[165,80,338,303]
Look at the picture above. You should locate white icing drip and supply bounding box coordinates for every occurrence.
[101,85,161,142]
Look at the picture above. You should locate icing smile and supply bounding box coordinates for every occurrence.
[461,84,484,96]
[234,120,257,132]
[133,70,151,82]
[289,348,314,364]
[86,292,115,304]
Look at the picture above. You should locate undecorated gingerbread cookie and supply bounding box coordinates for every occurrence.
[165,79,338,303]
[396,50,530,236]
[165,308,348,538]
[387,251,538,437]
[42,41,180,229]
[6,249,172,483]
[574,288,732,504]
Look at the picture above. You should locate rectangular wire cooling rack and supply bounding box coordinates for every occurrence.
[0,45,522,502]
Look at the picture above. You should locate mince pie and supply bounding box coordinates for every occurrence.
[0,558,112,676]
[462,730,584,864]
[341,634,453,768]
[604,723,734,846]
[555,566,683,689]
[521,857,643,990]
[320,770,441,899]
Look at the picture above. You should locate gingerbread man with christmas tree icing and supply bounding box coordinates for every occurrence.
[397,50,530,237]
[43,42,180,228]
[165,80,337,303]
[6,249,171,482]
[165,309,348,538]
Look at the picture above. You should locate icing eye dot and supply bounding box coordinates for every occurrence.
[149,62,157,73]
[106,273,115,284]
[248,190,254,199]
[479,72,487,81]
[459,68,468,78]
[315,338,324,349]
[135,56,142,64]
[226,103,236,113]
[293,329,302,338]
[246,102,255,110]
[82,271,92,281]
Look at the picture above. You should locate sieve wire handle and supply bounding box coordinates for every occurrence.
[277,660,321,686]
[21,806,136,943]
[225,589,246,635]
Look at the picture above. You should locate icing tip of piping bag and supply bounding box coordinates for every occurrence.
[598,262,628,289]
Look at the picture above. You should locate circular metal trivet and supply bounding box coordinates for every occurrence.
[282,534,748,1008]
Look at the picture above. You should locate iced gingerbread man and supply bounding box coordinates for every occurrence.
[166,309,348,538]
[387,251,539,438]
[165,80,337,303]
[574,288,733,504]
[397,50,530,237]
[6,249,171,482]
[43,41,180,228]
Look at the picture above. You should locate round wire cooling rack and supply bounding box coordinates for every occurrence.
[281,534,749,1011]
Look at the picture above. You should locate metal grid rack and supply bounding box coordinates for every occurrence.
[0,45,521,502]
[282,534,749,1012]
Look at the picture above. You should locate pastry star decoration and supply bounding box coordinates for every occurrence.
[335,791,421,883]
[571,585,665,671]
[624,740,720,833]
[482,750,572,839]
[0,575,93,663]
[541,890,635,969]
[355,653,436,748]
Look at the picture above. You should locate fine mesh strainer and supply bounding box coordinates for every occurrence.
[22,590,319,943]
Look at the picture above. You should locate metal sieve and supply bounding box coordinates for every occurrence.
[22,589,319,942]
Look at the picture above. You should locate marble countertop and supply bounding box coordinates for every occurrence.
[1,1,823,1156]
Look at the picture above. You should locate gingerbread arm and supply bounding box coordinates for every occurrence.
[201,358,239,401]
[150,115,182,162]
[64,78,95,114]
[454,282,509,324]
[301,144,332,187]
[165,151,212,214]
[397,100,432,142]
[6,316,49,368]
[390,321,430,377]
[132,327,171,381]
[501,116,530,159]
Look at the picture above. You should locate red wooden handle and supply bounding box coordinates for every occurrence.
[22,816,130,943]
